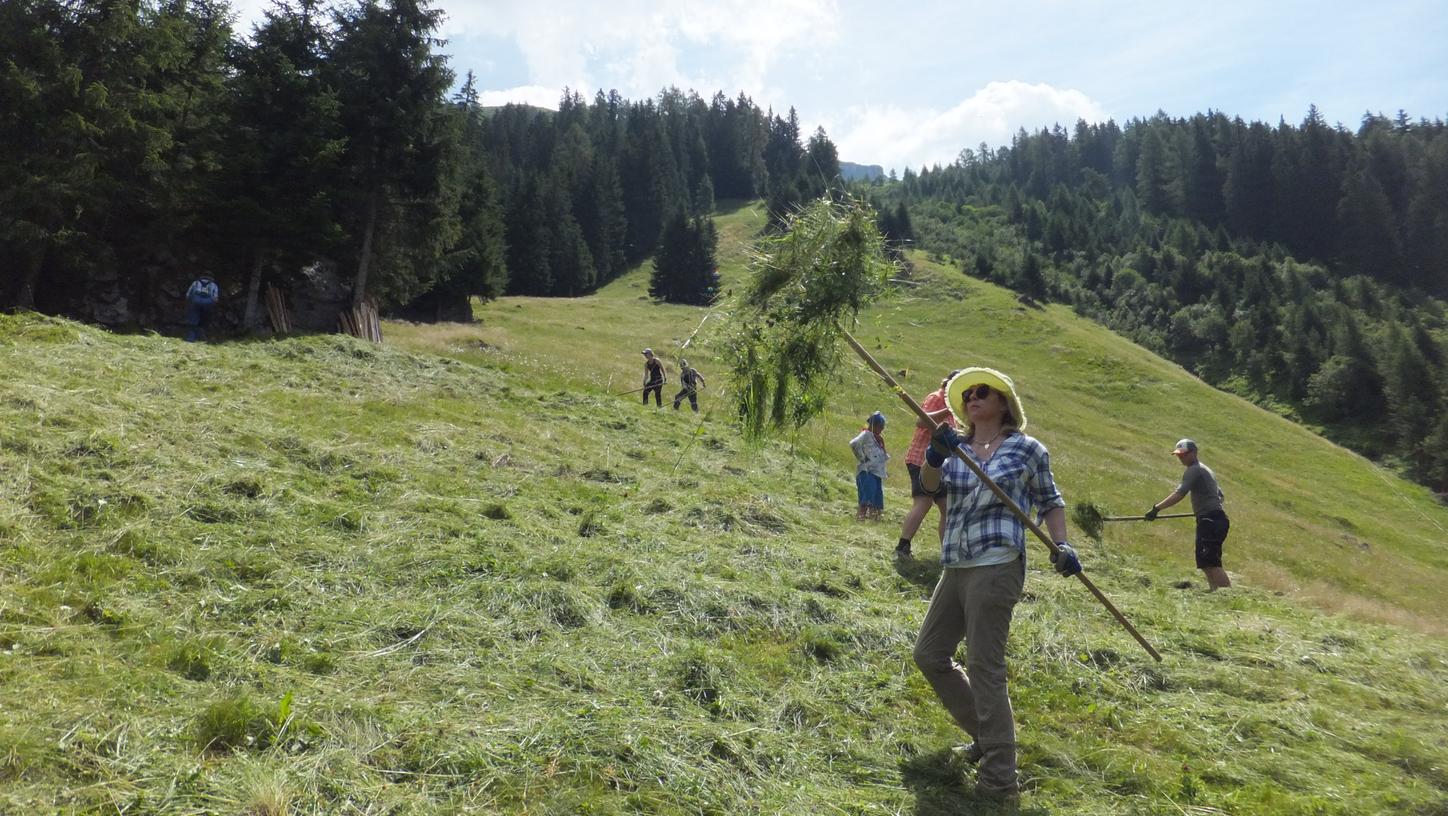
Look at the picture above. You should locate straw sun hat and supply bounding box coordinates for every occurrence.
[944,367,1027,432]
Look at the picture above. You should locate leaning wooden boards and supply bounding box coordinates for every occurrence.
[338,299,382,342]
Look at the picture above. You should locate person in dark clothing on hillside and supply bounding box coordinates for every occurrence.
[184,275,219,342]
[1146,438,1232,591]
[673,358,706,411]
[641,348,666,407]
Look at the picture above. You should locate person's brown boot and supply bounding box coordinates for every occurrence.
[974,744,1019,805]
[974,779,1021,810]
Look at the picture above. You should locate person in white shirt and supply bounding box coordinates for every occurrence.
[849,411,889,520]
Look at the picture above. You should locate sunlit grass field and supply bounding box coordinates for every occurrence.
[1,199,1445,814]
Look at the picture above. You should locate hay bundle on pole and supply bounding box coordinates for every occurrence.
[726,196,893,439]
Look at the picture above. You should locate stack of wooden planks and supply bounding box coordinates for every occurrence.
[264,285,292,335]
[338,299,382,342]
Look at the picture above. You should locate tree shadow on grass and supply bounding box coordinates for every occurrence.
[894,554,942,592]
[900,747,1050,816]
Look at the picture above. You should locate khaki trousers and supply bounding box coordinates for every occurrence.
[912,557,1025,793]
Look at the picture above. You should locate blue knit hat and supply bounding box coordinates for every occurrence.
[867,411,886,428]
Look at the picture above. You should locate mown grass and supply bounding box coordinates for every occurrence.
[1,200,1445,813]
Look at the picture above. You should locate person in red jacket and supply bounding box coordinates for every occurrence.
[895,370,959,558]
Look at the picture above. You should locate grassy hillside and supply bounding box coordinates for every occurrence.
[404,200,1448,631]
[1,201,1445,814]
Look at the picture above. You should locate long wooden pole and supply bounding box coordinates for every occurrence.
[839,328,1163,662]
[1105,514,1193,522]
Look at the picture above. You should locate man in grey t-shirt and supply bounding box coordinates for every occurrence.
[1145,438,1232,591]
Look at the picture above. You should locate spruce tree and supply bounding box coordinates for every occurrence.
[649,211,719,305]
[1336,161,1402,282]
[446,72,508,301]
[223,0,344,327]
[327,0,457,308]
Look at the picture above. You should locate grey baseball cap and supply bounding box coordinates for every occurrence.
[1172,438,1198,455]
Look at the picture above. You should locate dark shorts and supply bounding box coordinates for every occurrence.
[1195,510,1230,569]
[907,463,945,499]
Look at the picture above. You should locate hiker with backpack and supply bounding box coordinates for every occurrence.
[673,358,706,411]
[1146,438,1232,591]
[184,275,219,342]
[849,411,890,520]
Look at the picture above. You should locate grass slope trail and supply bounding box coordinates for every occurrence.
[0,206,1437,814]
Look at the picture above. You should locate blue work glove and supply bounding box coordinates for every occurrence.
[1050,542,1082,577]
[924,424,962,467]
[1144,506,1159,521]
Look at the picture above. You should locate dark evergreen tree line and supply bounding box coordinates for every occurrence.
[858,109,1448,491]
[0,0,840,322]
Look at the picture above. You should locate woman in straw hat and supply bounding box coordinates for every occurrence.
[913,367,1080,800]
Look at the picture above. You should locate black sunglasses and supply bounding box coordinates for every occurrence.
[962,384,994,401]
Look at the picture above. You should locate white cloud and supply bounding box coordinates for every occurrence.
[828,81,1110,172]
[476,85,564,109]
[442,0,839,107]
[224,1,837,110]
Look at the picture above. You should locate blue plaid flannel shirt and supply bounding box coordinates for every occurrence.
[935,432,1065,566]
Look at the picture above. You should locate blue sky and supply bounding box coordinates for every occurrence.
[231,0,1448,172]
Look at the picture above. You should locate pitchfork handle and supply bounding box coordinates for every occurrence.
[1107,514,1194,521]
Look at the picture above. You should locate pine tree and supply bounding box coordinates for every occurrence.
[446,72,508,300]
[0,0,106,309]
[1018,252,1048,301]
[1223,122,1273,240]
[1402,138,1448,293]
[692,174,716,217]
[327,0,457,308]
[893,202,915,242]
[802,127,841,197]
[620,105,675,262]
[223,0,345,327]
[588,156,629,283]
[503,175,552,295]
[1336,161,1402,282]
[1185,117,1225,226]
[649,211,719,305]
[1135,127,1185,216]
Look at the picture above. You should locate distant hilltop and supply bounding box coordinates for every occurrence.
[840,161,884,181]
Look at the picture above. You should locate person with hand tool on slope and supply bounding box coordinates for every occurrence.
[913,367,1081,802]
[641,348,666,407]
[1146,438,1232,591]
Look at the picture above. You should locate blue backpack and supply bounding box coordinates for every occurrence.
[188,279,217,306]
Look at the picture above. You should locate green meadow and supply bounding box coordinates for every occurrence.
[1,200,1445,814]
